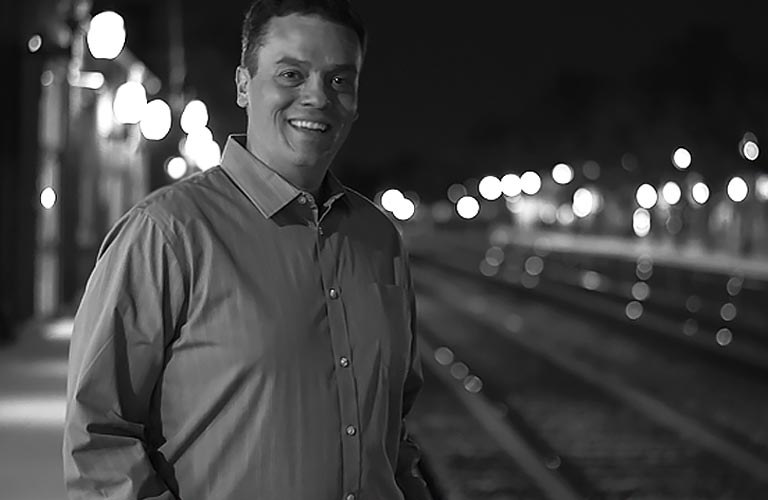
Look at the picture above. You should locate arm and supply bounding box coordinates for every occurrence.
[63,209,186,499]
[394,244,432,500]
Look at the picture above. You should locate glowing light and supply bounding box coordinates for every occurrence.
[431,200,453,223]
[661,181,682,205]
[450,362,469,380]
[581,271,602,290]
[756,175,768,201]
[716,328,733,347]
[87,11,126,60]
[686,295,702,313]
[556,204,575,225]
[0,396,66,427]
[113,81,147,124]
[434,347,454,366]
[478,175,503,200]
[625,301,643,320]
[633,208,651,237]
[463,375,483,393]
[631,282,651,301]
[636,256,653,280]
[42,317,74,341]
[40,70,54,87]
[447,183,467,203]
[720,303,737,321]
[635,184,658,209]
[552,163,574,185]
[520,171,541,195]
[68,71,105,89]
[166,157,188,180]
[572,188,594,218]
[691,182,710,204]
[456,196,480,219]
[485,246,505,266]
[40,187,56,209]
[742,140,759,161]
[539,203,557,224]
[524,256,544,276]
[683,319,698,336]
[726,176,748,202]
[180,100,209,134]
[582,160,600,180]
[27,34,42,53]
[500,174,522,197]
[139,99,172,140]
[672,147,691,170]
[393,198,416,221]
[196,140,221,171]
[726,277,743,296]
[381,189,404,212]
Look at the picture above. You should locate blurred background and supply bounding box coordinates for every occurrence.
[1,1,767,499]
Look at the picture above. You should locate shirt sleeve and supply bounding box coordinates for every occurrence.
[63,209,187,499]
[394,243,432,500]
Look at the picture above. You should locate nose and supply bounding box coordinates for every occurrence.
[300,75,329,109]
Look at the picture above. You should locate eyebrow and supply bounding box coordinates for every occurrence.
[275,57,358,73]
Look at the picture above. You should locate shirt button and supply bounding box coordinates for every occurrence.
[339,356,350,367]
[318,226,324,236]
[345,425,357,436]
[345,494,356,500]
[298,195,307,205]
[329,288,339,300]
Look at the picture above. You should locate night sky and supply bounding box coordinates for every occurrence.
[92,0,768,197]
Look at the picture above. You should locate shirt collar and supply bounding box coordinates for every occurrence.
[219,134,346,218]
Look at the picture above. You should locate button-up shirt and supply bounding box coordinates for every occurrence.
[63,135,428,500]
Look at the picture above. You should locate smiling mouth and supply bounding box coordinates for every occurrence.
[288,119,330,133]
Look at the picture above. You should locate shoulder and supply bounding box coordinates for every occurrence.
[342,186,403,242]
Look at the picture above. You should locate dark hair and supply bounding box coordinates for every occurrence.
[240,0,367,73]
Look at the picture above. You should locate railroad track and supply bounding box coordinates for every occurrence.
[414,262,768,499]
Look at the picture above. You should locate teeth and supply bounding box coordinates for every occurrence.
[290,120,328,132]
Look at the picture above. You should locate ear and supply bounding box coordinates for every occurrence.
[235,66,250,109]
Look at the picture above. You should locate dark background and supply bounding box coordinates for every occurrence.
[87,0,768,198]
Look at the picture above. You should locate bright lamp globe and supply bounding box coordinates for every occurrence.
[87,11,126,60]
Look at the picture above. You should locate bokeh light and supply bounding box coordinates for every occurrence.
[87,11,126,60]
[392,198,416,221]
[139,99,172,140]
[691,182,710,205]
[520,171,541,195]
[726,176,748,202]
[661,181,682,205]
[672,147,691,170]
[756,175,768,201]
[635,184,658,209]
[456,196,480,219]
[113,81,147,124]
[552,163,574,185]
[633,208,651,237]
[742,140,759,161]
[500,174,522,197]
[40,187,57,209]
[478,175,503,201]
[28,34,42,53]
[572,188,594,218]
[381,188,404,212]
[166,157,188,180]
[180,100,209,134]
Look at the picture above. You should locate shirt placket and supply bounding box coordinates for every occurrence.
[302,193,361,500]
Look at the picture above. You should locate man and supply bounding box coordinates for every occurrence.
[63,1,430,499]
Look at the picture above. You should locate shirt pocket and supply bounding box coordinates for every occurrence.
[346,283,411,384]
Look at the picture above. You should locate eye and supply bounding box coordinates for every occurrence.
[332,75,355,91]
[277,70,303,84]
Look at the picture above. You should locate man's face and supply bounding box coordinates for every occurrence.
[236,13,362,176]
